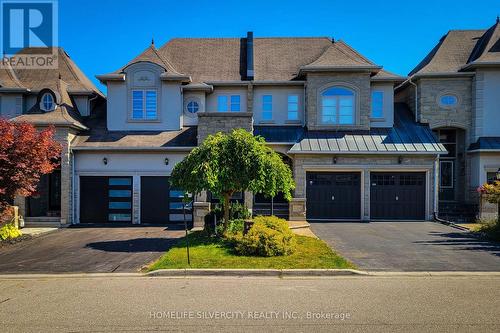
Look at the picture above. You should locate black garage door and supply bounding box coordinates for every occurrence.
[80,176,133,223]
[306,172,361,220]
[370,172,426,220]
[141,176,192,224]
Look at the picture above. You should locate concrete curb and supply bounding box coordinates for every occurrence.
[146,268,368,277]
[366,271,500,277]
[1,270,500,279]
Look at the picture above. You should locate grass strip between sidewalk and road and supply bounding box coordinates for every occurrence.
[147,231,355,270]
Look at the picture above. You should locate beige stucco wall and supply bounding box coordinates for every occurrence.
[252,86,304,125]
[0,94,23,118]
[370,82,394,128]
[106,63,183,131]
[474,69,500,140]
[205,87,248,112]
[291,154,438,220]
[305,72,371,130]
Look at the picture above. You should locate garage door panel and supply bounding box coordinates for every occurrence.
[306,172,361,220]
[370,172,425,220]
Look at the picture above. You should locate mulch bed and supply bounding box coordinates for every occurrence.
[0,234,33,249]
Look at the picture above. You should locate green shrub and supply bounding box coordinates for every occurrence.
[205,202,250,234]
[0,223,21,241]
[235,216,296,257]
[476,218,500,241]
[217,218,245,235]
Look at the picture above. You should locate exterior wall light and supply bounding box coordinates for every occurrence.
[333,156,337,164]
[165,157,169,166]
[496,168,500,180]
[398,156,403,164]
[102,157,108,165]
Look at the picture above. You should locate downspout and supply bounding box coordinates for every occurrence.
[71,150,75,225]
[303,82,307,125]
[408,77,418,123]
[87,93,99,116]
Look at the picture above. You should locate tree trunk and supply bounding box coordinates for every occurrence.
[498,202,500,225]
[223,193,231,232]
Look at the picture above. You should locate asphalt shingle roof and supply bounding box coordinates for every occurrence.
[469,137,500,151]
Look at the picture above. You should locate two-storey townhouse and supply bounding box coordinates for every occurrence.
[0,47,105,226]
[396,19,500,222]
[71,32,445,227]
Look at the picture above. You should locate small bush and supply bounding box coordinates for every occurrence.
[205,202,250,234]
[217,218,245,235]
[235,216,296,257]
[0,223,21,241]
[476,218,500,241]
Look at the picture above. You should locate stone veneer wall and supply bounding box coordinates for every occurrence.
[15,126,76,226]
[417,77,474,203]
[197,112,254,144]
[306,72,371,130]
[291,154,438,220]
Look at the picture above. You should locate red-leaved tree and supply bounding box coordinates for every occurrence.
[0,118,61,213]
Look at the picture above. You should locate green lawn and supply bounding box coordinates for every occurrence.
[147,231,355,270]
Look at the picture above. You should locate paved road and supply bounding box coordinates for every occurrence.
[0,275,499,332]
[310,221,500,271]
[0,226,184,273]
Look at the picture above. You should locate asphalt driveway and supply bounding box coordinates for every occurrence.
[0,226,184,274]
[310,221,500,271]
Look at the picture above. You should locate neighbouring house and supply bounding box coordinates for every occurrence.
[0,47,105,227]
[396,19,500,222]
[2,33,452,227]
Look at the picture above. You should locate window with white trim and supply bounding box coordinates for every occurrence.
[262,95,272,120]
[40,93,55,112]
[217,95,241,112]
[321,87,355,124]
[132,90,157,120]
[287,95,299,120]
[371,91,383,118]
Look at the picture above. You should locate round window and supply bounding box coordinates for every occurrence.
[439,94,458,107]
[187,101,199,113]
[41,93,55,111]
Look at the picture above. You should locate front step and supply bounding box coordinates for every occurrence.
[24,217,61,228]
[438,202,478,223]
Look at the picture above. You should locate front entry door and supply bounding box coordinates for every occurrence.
[141,176,170,224]
[306,172,361,220]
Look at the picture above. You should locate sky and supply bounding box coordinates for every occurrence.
[58,0,498,92]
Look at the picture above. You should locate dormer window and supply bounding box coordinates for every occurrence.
[40,93,55,112]
[320,86,355,125]
[132,90,157,120]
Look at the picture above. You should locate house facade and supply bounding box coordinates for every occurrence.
[2,33,453,227]
[0,47,105,226]
[396,19,500,221]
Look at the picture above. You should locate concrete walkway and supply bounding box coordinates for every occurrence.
[310,221,500,271]
[0,226,184,274]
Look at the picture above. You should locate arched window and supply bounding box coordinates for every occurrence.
[40,93,55,111]
[321,87,355,125]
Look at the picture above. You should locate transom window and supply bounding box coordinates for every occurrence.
[132,90,157,120]
[262,95,272,120]
[41,93,55,112]
[371,91,384,118]
[321,87,355,125]
[287,95,299,120]
[439,94,458,108]
[187,101,199,113]
[217,95,241,112]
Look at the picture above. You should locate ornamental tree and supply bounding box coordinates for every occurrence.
[170,129,295,231]
[0,118,61,213]
[478,179,500,224]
